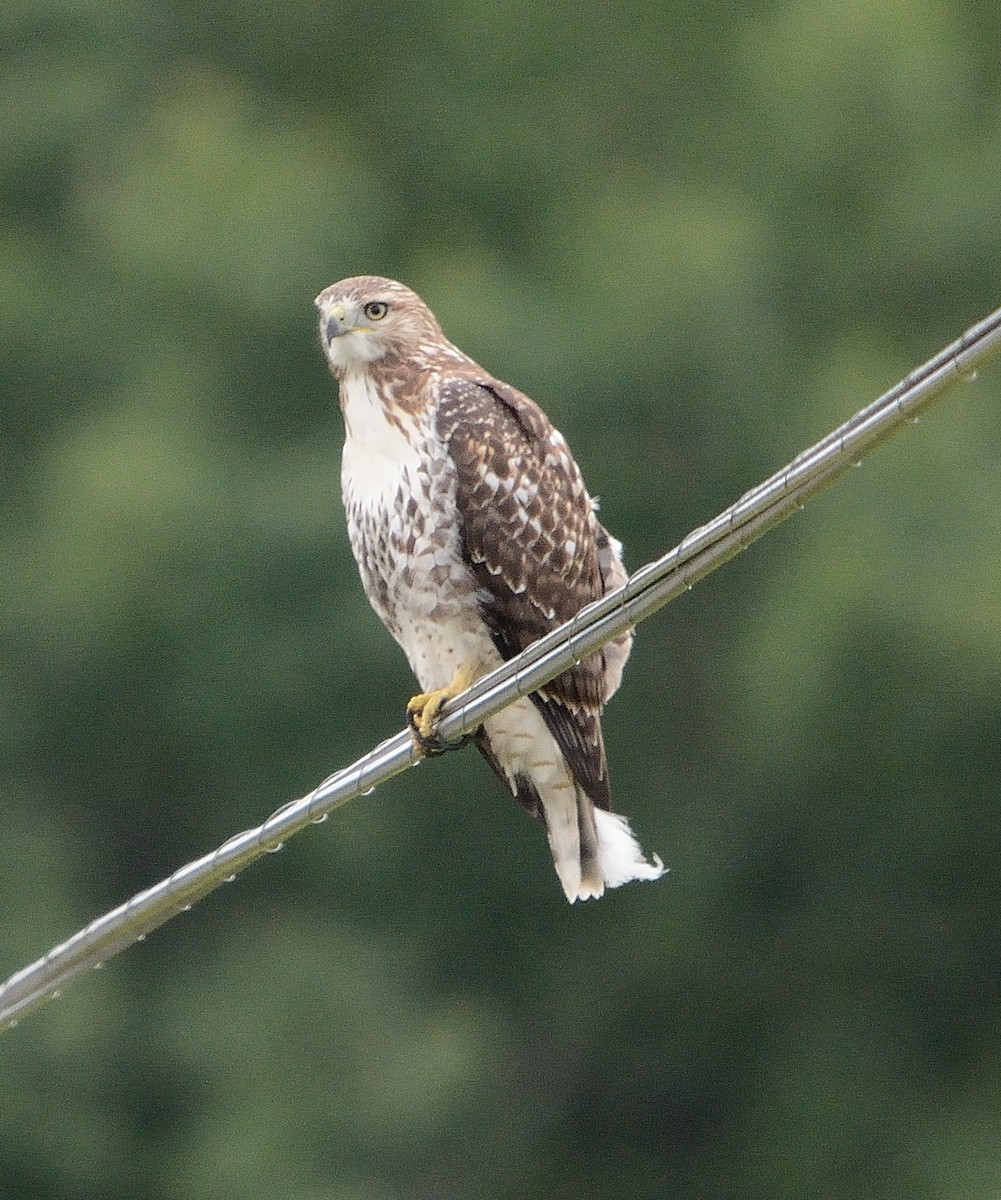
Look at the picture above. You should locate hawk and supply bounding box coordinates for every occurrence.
[315,275,664,902]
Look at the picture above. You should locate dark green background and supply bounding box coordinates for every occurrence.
[3,3,1000,1197]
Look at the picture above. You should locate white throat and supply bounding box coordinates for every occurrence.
[339,373,424,512]
[325,329,389,370]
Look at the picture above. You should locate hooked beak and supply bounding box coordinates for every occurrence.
[316,298,349,345]
[324,315,345,344]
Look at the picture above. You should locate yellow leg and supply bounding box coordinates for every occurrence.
[407,662,479,750]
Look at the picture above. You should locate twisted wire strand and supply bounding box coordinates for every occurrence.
[2,304,999,1033]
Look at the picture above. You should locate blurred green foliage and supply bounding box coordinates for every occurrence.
[2,2,1000,1197]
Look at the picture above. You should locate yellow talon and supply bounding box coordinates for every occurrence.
[407,662,479,749]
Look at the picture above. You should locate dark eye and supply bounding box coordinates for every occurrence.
[363,301,389,320]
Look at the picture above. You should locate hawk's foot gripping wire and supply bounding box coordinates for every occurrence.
[407,662,479,756]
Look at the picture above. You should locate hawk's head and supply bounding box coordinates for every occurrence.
[315,276,445,375]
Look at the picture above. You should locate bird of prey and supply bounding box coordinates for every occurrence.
[315,275,664,902]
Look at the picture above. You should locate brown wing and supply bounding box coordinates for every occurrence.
[436,374,613,809]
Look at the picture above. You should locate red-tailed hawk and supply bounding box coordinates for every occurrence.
[315,275,664,902]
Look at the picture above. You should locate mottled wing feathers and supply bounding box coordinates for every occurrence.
[436,375,612,809]
[437,380,602,645]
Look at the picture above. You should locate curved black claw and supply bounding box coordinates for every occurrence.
[407,710,475,757]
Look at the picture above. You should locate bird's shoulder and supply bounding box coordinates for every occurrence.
[434,368,555,449]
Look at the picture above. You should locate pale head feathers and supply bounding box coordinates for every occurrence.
[315,275,463,378]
